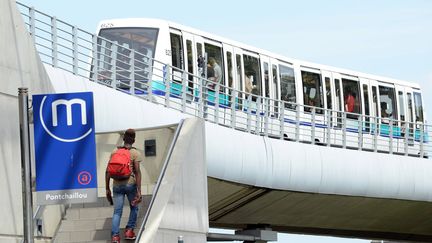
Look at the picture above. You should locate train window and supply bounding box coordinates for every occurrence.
[243,54,261,99]
[264,62,270,97]
[372,86,379,117]
[196,43,204,77]
[342,78,361,115]
[407,93,413,123]
[196,43,203,58]
[272,64,279,114]
[325,77,332,110]
[363,84,370,131]
[170,33,183,83]
[186,40,193,85]
[414,92,424,122]
[279,65,296,109]
[170,33,183,69]
[98,28,158,59]
[398,91,405,122]
[378,85,397,120]
[96,27,158,84]
[363,84,370,116]
[227,52,233,88]
[335,79,342,111]
[272,65,279,101]
[302,71,323,113]
[205,43,224,87]
[236,54,243,92]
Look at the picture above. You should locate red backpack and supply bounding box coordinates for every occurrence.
[107,147,132,180]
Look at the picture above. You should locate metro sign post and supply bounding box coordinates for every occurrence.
[33,92,98,205]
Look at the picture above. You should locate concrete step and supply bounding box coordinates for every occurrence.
[0,238,51,243]
[56,227,139,242]
[54,196,151,242]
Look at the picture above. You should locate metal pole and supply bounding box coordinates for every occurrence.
[51,16,58,67]
[18,88,34,243]
[230,90,237,129]
[358,114,363,151]
[295,105,300,142]
[326,109,331,146]
[72,26,78,75]
[279,100,285,139]
[311,107,316,144]
[342,112,347,149]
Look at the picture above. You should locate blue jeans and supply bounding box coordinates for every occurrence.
[111,184,139,236]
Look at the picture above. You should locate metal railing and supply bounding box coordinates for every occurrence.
[17,2,431,158]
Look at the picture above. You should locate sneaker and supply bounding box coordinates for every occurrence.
[124,228,136,240]
[112,235,120,243]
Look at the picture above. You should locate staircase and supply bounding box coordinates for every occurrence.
[54,196,150,243]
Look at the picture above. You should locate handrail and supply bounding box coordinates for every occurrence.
[16,1,431,158]
[135,119,185,241]
[19,205,45,243]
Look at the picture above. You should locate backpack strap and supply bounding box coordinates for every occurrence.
[117,146,136,150]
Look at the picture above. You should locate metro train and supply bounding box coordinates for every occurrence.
[92,18,428,156]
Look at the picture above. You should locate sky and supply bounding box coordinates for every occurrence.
[15,0,432,242]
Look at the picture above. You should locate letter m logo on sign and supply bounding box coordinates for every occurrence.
[51,99,87,127]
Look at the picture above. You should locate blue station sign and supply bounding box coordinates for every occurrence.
[33,92,98,205]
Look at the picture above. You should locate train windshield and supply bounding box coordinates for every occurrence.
[99,27,158,59]
[94,28,158,88]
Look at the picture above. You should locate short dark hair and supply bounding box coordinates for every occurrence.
[123,128,136,144]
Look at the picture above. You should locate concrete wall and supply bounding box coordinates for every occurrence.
[0,0,55,241]
[95,127,176,196]
[206,121,432,202]
[139,118,208,243]
[0,0,188,240]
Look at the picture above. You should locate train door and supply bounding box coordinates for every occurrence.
[232,47,247,130]
[242,51,261,100]
[167,29,185,111]
[241,50,262,132]
[169,29,184,85]
[341,75,361,148]
[276,61,297,139]
[376,82,399,152]
[202,38,225,122]
[300,67,325,144]
[242,50,261,110]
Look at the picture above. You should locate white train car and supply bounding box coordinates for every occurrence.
[93,18,427,156]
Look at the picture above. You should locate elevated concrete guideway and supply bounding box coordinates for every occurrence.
[1,0,432,242]
[42,53,432,242]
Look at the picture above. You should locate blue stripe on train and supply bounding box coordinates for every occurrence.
[125,80,429,142]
